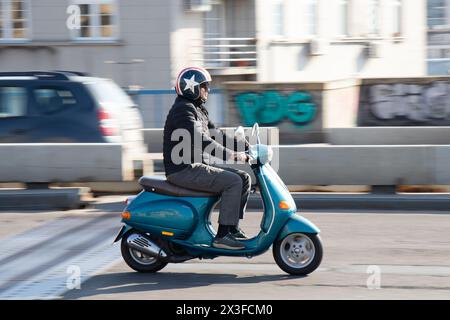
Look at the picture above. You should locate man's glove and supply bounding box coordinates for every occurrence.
[233,152,250,163]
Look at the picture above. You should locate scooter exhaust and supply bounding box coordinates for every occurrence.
[126,233,168,259]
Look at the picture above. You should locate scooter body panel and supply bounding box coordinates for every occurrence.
[123,190,219,240]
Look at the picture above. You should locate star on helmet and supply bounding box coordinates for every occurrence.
[183,75,199,93]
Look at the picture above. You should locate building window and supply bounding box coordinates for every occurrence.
[71,0,118,40]
[272,0,284,37]
[368,0,380,35]
[303,0,317,36]
[337,0,349,36]
[0,0,30,41]
[428,0,448,29]
[392,0,402,36]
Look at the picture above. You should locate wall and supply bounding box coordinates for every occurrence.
[225,0,256,38]
[358,77,450,126]
[169,0,204,86]
[225,76,450,136]
[223,79,359,143]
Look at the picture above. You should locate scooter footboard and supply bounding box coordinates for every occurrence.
[276,214,320,241]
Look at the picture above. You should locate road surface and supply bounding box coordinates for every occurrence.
[0,195,449,300]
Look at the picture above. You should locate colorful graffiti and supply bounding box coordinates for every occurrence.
[235,91,317,126]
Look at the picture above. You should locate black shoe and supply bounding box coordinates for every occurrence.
[212,233,245,250]
[230,227,248,240]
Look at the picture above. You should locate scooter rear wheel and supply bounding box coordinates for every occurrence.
[121,232,168,273]
[273,233,323,276]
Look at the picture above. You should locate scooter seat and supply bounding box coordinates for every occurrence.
[138,176,219,198]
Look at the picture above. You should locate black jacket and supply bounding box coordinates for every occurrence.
[163,96,248,176]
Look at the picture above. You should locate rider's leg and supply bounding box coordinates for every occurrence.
[214,167,251,239]
[219,167,251,219]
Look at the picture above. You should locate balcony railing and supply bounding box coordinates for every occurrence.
[192,37,257,73]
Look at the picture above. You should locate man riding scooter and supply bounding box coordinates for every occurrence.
[163,67,251,250]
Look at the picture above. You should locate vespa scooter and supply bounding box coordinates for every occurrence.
[113,123,323,275]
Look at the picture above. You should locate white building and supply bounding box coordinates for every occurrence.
[256,0,426,81]
[0,0,426,89]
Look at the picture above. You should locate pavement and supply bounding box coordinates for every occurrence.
[0,195,449,300]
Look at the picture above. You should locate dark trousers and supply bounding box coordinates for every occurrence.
[221,166,250,220]
[167,163,251,226]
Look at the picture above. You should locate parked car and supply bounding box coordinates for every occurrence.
[0,71,146,155]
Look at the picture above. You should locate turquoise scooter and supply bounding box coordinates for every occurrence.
[113,124,323,275]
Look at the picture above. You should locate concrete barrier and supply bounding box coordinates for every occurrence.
[0,144,125,183]
[328,127,450,145]
[273,145,450,186]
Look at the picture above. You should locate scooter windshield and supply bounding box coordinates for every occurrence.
[249,144,273,165]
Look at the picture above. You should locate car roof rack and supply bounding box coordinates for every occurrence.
[52,70,91,77]
[0,71,89,80]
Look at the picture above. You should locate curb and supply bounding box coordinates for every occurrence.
[0,188,91,210]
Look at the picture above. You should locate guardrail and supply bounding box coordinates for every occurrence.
[128,89,225,128]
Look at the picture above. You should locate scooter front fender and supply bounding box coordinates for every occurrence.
[276,214,320,241]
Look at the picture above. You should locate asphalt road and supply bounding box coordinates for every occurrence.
[0,195,449,300]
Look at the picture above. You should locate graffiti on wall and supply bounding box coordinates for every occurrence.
[360,82,450,125]
[235,91,317,126]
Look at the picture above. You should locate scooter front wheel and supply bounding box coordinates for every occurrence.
[121,232,168,273]
[273,233,323,276]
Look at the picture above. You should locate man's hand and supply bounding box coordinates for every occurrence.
[233,152,250,163]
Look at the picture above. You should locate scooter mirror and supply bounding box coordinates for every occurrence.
[251,123,259,137]
[235,126,246,141]
[251,123,260,144]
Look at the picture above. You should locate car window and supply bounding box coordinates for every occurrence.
[0,87,27,118]
[33,87,78,114]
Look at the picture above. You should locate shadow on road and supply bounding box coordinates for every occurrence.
[62,271,304,299]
